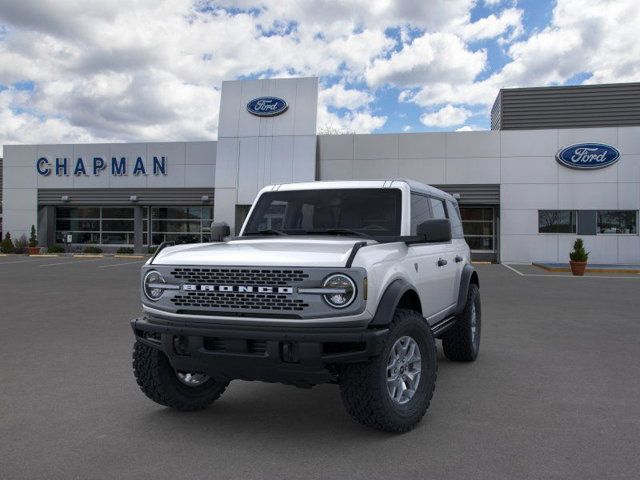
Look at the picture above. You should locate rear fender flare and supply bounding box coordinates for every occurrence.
[455,264,479,316]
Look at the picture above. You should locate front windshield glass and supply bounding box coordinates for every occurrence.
[242,188,402,237]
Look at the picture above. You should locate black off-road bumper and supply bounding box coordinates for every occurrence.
[131,316,389,387]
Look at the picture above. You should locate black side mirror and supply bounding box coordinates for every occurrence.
[210,222,230,242]
[416,218,452,243]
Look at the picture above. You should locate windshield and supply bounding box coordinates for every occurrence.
[242,188,402,237]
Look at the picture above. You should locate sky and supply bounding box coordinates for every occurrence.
[0,0,639,156]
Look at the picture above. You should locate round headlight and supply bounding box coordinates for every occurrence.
[322,274,356,308]
[143,270,165,301]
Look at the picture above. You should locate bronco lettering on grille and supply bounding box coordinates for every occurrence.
[182,284,294,294]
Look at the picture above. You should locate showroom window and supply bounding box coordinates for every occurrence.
[538,210,577,234]
[597,211,638,234]
[150,206,213,245]
[56,207,144,245]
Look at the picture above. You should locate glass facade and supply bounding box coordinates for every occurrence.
[55,207,142,245]
[55,206,213,246]
[150,206,213,245]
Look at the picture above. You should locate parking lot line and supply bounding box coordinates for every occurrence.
[39,258,107,267]
[98,260,146,269]
[502,263,640,280]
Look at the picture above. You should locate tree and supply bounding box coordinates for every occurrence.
[1,232,15,253]
[29,225,38,248]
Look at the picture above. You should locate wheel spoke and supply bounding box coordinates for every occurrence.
[385,335,423,405]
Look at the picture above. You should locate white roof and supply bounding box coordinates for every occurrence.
[265,179,454,201]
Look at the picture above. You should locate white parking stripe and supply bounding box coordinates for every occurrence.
[502,263,524,276]
[502,263,640,280]
[98,260,146,269]
[0,258,53,265]
[39,258,106,267]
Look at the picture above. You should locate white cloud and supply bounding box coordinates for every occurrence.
[366,32,486,88]
[319,83,373,110]
[420,105,472,127]
[458,8,523,41]
[455,124,483,131]
[402,125,412,132]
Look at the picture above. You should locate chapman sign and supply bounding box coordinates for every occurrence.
[36,156,167,177]
[556,143,620,170]
[246,97,288,117]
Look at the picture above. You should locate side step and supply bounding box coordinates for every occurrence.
[431,315,457,338]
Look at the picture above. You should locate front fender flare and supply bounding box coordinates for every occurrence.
[455,264,479,316]
[369,279,418,327]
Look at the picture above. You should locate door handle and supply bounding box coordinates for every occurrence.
[455,255,463,263]
[437,258,448,267]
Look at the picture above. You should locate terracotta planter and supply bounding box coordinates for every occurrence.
[570,260,587,276]
[28,246,41,255]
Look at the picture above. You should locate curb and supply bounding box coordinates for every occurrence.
[114,255,146,259]
[533,263,640,275]
[72,254,104,258]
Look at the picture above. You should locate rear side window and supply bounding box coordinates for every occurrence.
[429,198,447,219]
[410,194,432,234]
[446,200,464,239]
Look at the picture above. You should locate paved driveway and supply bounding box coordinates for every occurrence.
[1,256,639,479]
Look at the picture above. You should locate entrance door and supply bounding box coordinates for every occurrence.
[459,206,498,262]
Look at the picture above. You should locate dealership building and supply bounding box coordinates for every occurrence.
[1,78,639,264]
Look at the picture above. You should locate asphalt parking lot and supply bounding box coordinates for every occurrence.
[1,256,639,480]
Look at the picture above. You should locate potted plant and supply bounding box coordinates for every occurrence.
[569,238,589,276]
[28,225,40,255]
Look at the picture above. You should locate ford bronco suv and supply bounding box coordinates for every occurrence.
[131,180,480,432]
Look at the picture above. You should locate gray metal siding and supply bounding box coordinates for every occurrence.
[38,188,215,206]
[434,184,499,205]
[491,82,640,130]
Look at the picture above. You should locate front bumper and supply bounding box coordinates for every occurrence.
[131,315,389,387]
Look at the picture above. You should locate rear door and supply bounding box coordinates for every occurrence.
[427,196,459,310]
[407,194,454,321]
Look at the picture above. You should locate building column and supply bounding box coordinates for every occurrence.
[133,206,144,254]
[37,206,56,248]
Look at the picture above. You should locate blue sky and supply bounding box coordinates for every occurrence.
[0,0,639,152]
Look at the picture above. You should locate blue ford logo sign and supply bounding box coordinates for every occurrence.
[556,143,620,170]
[247,97,288,117]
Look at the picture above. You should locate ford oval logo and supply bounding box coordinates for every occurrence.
[556,143,620,170]
[247,97,288,117]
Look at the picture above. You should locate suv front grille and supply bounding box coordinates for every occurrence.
[170,268,309,286]
[170,291,309,311]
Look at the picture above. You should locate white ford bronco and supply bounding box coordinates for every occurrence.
[131,179,481,432]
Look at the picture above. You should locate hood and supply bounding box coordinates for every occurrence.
[151,237,372,267]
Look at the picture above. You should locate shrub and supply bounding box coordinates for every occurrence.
[148,246,158,254]
[83,246,103,254]
[116,247,135,254]
[48,244,66,254]
[1,233,15,253]
[29,225,38,248]
[14,235,29,254]
[569,238,589,262]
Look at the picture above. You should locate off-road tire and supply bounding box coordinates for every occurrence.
[338,309,437,433]
[442,283,481,362]
[133,340,229,411]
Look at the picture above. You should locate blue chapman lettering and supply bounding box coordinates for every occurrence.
[36,156,167,176]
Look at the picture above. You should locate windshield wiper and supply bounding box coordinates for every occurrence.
[309,228,373,239]
[244,229,288,236]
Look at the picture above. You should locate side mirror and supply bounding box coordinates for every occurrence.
[416,218,452,243]
[210,222,230,242]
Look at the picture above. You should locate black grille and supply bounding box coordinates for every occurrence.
[170,267,309,286]
[170,292,309,311]
[203,337,267,355]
